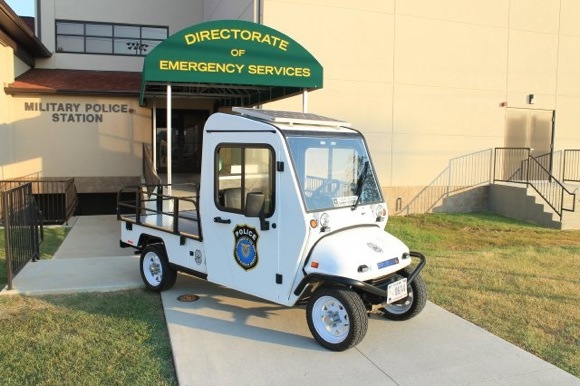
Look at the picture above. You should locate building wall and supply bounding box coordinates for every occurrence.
[261,0,580,207]
[7,95,151,189]
[0,41,35,179]
[203,0,256,21]
[36,0,204,71]
[4,0,580,211]
[0,42,15,178]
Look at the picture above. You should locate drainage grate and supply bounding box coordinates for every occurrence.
[177,294,200,302]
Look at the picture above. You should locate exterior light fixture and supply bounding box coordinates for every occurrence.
[527,94,535,104]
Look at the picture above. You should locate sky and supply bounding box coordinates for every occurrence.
[6,0,35,17]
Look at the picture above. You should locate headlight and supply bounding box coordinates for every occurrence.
[375,205,386,221]
[320,212,331,232]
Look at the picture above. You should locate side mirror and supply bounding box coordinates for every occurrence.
[245,192,270,231]
[245,192,265,217]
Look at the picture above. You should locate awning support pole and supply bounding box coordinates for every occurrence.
[302,89,308,113]
[152,97,157,171]
[167,84,172,195]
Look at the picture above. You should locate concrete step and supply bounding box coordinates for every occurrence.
[489,184,562,229]
[561,210,580,230]
[525,186,580,229]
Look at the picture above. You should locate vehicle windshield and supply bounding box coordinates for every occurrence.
[286,132,383,211]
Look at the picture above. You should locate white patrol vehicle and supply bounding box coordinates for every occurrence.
[118,108,427,351]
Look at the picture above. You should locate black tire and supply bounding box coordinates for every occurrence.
[380,267,427,321]
[139,244,177,291]
[306,286,368,351]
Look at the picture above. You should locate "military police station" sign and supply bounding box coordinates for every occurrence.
[24,101,130,123]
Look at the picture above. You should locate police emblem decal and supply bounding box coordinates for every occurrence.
[233,225,259,270]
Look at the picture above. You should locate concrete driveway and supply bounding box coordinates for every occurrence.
[162,274,579,386]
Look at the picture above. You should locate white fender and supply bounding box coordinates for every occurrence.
[305,226,412,281]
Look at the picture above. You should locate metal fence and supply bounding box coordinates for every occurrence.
[494,147,576,218]
[493,147,530,182]
[398,149,493,215]
[1,182,44,290]
[563,149,580,183]
[0,178,77,224]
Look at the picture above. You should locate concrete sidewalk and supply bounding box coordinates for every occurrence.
[162,275,579,386]
[2,215,141,295]
[2,215,578,385]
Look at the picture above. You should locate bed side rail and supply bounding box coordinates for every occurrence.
[117,183,202,240]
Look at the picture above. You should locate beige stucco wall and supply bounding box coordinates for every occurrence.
[0,42,14,178]
[0,41,30,179]
[4,0,580,210]
[4,95,151,185]
[261,0,580,197]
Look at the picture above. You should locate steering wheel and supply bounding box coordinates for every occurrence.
[307,179,342,208]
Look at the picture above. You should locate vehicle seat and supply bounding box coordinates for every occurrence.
[224,188,243,209]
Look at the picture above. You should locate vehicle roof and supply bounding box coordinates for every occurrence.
[232,107,351,128]
[205,108,357,134]
[238,107,360,134]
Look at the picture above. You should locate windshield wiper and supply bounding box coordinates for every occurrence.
[351,161,369,210]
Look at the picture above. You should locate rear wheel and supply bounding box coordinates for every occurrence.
[140,244,177,291]
[380,267,427,321]
[306,286,368,351]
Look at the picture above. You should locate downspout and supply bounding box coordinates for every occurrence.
[36,0,41,41]
[166,84,172,194]
[152,97,157,172]
[255,0,263,24]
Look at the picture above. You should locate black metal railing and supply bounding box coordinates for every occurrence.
[117,183,202,240]
[493,147,530,182]
[527,156,576,216]
[0,178,77,224]
[494,147,576,218]
[1,182,44,290]
[563,149,580,183]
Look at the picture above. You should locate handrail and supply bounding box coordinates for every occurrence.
[563,149,580,183]
[526,155,576,218]
[494,147,577,219]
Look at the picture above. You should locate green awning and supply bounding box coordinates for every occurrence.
[140,20,323,106]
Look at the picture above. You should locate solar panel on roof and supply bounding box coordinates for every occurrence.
[232,107,351,127]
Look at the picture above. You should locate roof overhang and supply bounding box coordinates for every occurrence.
[140,20,323,107]
[0,0,51,65]
[5,69,141,96]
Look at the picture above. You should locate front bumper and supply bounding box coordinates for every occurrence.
[293,251,426,299]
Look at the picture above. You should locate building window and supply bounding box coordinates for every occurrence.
[56,20,168,56]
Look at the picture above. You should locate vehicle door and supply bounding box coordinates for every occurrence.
[202,132,282,303]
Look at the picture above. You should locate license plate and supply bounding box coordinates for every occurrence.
[387,278,408,304]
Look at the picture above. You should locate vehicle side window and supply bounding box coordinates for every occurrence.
[215,145,274,215]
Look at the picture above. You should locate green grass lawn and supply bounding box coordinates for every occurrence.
[386,213,580,377]
[0,213,578,382]
[0,290,176,385]
[0,225,177,385]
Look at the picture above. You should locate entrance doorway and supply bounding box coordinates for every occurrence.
[156,109,209,173]
[504,108,555,173]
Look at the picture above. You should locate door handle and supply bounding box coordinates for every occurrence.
[213,216,231,224]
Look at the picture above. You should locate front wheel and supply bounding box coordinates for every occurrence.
[140,244,177,291]
[306,286,368,351]
[380,267,427,321]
